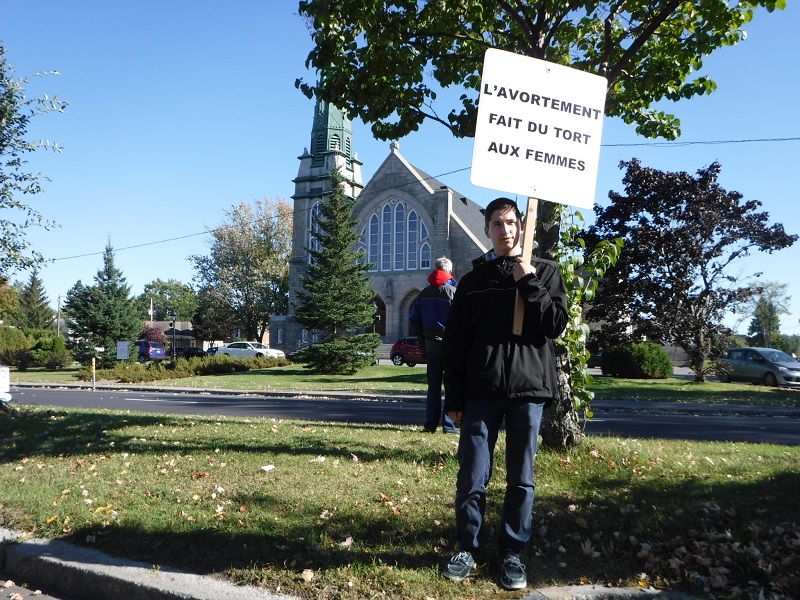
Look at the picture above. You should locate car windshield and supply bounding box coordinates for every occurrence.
[251,343,268,349]
[761,350,797,363]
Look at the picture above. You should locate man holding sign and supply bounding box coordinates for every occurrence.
[441,197,567,590]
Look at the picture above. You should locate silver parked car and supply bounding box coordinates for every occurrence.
[716,347,800,387]
[217,342,285,360]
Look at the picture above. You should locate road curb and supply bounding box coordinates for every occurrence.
[0,528,296,600]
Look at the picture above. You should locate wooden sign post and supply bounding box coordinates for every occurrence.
[512,197,538,336]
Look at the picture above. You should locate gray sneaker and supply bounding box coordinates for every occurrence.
[442,551,475,582]
[499,553,527,590]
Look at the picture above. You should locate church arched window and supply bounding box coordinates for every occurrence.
[381,204,392,271]
[362,203,432,272]
[419,221,431,269]
[394,203,405,270]
[407,211,418,270]
[420,241,431,269]
[368,214,379,269]
[356,224,367,265]
[308,201,322,264]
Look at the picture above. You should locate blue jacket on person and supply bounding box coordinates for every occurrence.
[409,269,458,358]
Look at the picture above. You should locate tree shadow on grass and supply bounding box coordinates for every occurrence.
[0,409,453,465]
[25,469,796,599]
[528,469,800,596]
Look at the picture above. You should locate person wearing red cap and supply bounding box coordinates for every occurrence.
[409,256,459,434]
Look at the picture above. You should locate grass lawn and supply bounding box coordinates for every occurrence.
[590,375,800,408]
[1,405,797,600]
[5,364,799,597]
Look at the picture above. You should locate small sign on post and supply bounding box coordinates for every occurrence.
[0,365,11,403]
[470,49,607,333]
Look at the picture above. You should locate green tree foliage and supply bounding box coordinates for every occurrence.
[779,334,800,356]
[0,44,67,276]
[62,241,143,367]
[0,276,20,324]
[138,279,197,322]
[191,286,238,343]
[190,197,292,341]
[0,324,28,367]
[298,0,784,142]
[15,268,54,334]
[293,169,380,374]
[745,281,790,348]
[585,160,797,381]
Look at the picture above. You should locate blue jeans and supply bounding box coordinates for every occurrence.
[425,353,456,432]
[454,400,544,559]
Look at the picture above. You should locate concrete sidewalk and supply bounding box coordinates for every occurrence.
[1,527,696,600]
[1,527,294,600]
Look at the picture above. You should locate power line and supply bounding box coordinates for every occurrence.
[47,135,799,263]
[605,136,800,148]
[50,231,209,262]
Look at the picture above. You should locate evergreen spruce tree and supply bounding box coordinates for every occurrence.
[294,168,380,374]
[17,269,55,334]
[63,241,143,366]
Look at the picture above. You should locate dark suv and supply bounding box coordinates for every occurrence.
[133,340,166,363]
[390,337,426,366]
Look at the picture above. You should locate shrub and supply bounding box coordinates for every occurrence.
[295,334,379,375]
[601,342,673,379]
[74,353,291,383]
[30,336,73,369]
[0,326,30,369]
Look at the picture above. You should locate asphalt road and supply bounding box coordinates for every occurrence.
[9,386,800,446]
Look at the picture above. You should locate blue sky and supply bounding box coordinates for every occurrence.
[3,2,799,337]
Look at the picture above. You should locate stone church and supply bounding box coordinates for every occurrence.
[269,98,491,353]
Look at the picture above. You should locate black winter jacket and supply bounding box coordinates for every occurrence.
[442,254,568,412]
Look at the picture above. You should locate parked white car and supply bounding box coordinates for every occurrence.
[217,342,285,359]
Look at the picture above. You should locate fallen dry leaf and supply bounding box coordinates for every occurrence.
[301,568,315,583]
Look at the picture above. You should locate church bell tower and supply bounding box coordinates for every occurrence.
[270,96,363,353]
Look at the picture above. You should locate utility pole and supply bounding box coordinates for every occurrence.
[56,295,62,338]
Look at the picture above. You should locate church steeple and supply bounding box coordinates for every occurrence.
[293,95,363,201]
[311,100,353,169]
[284,95,364,344]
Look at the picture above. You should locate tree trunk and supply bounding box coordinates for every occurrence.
[540,348,584,450]
[535,200,560,260]
[535,200,584,450]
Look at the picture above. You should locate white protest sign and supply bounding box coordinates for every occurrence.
[471,49,607,208]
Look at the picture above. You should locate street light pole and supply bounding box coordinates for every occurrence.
[168,309,177,359]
